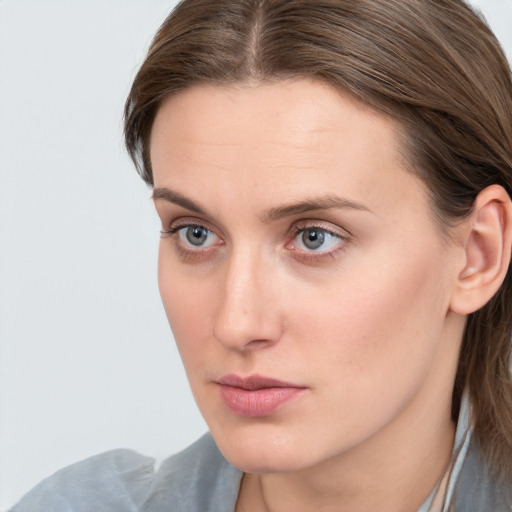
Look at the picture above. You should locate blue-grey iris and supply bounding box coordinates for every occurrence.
[186,226,209,246]
[302,229,325,250]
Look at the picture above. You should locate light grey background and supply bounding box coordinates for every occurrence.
[0,0,511,509]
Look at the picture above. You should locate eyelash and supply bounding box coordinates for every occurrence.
[160,221,222,262]
[161,220,349,263]
[286,224,348,262]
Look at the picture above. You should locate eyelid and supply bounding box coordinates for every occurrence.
[288,219,351,241]
[285,219,351,260]
[162,216,224,239]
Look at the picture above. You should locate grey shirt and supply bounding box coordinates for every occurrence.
[10,398,512,511]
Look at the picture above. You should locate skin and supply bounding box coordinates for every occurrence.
[150,79,472,511]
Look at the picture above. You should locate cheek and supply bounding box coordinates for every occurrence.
[157,249,218,365]
[274,249,452,450]
[290,244,451,395]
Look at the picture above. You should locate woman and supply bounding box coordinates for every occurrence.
[11,0,512,510]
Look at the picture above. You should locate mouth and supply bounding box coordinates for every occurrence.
[216,374,307,417]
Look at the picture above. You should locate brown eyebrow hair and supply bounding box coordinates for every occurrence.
[153,188,206,215]
[153,187,373,221]
[263,195,373,222]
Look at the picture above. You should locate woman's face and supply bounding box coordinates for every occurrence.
[150,80,464,473]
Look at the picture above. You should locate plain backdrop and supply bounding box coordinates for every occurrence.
[0,0,511,509]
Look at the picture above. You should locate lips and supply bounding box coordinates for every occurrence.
[217,374,306,417]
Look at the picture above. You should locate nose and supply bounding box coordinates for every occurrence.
[213,248,282,351]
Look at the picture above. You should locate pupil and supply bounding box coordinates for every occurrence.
[186,226,208,246]
[303,229,325,249]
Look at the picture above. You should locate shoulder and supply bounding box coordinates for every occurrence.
[9,448,155,512]
[143,433,242,512]
[452,437,512,511]
[10,434,242,512]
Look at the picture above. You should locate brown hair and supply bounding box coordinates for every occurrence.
[124,0,512,479]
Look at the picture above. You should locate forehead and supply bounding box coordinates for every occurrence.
[149,79,430,225]
[151,79,402,164]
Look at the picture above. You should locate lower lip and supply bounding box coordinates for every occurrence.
[218,385,305,417]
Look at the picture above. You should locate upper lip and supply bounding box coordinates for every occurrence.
[217,374,305,391]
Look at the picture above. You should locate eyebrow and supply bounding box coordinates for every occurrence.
[152,187,373,221]
[152,188,206,215]
[263,195,373,222]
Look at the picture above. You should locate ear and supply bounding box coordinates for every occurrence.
[450,185,512,315]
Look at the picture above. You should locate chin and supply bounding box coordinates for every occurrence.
[210,423,323,474]
[222,445,313,474]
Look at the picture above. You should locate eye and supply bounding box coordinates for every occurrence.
[297,228,341,251]
[179,226,215,247]
[290,225,345,254]
[162,222,221,250]
[176,225,219,248]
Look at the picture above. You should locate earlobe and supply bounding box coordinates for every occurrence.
[450,185,512,315]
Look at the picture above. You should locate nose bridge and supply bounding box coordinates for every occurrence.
[213,243,279,350]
